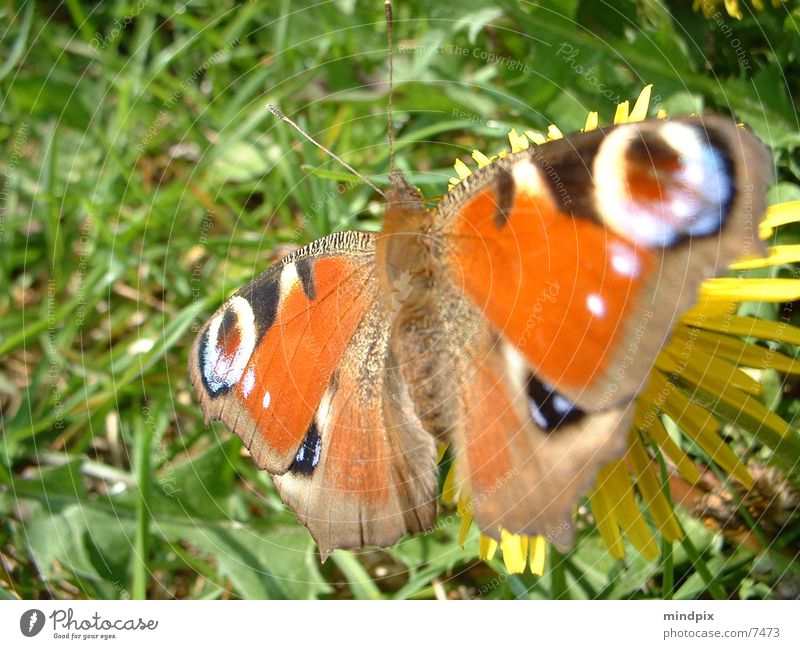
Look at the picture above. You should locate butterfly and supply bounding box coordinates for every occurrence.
[189,112,771,558]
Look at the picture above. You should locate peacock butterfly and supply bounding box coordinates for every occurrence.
[189,10,772,559]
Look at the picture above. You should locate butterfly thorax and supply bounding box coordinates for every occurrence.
[376,170,437,314]
[375,170,454,438]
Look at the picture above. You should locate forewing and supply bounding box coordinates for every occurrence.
[189,231,378,474]
[437,116,771,410]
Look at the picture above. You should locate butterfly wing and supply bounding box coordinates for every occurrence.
[190,231,378,473]
[190,231,438,554]
[434,116,771,543]
[438,116,771,409]
[272,299,438,557]
[433,283,630,546]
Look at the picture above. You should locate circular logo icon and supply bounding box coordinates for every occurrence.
[20,609,45,637]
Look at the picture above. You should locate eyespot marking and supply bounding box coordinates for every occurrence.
[290,422,323,475]
[200,295,256,395]
[594,122,733,247]
[527,375,585,432]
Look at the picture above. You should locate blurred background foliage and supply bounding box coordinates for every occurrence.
[0,0,799,599]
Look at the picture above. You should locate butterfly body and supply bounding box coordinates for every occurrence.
[190,115,771,556]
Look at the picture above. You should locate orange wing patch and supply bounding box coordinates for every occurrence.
[325,364,391,501]
[446,169,654,394]
[461,361,518,496]
[239,256,377,471]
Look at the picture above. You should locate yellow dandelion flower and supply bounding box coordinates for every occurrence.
[446,85,800,575]
[693,0,787,20]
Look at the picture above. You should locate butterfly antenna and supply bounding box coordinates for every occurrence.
[267,104,386,198]
[385,0,396,171]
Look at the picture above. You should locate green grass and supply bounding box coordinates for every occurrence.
[1,0,799,600]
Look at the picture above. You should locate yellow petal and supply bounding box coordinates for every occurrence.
[588,482,626,559]
[500,530,528,574]
[453,158,472,180]
[702,278,800,302]
[684,327,800,374]
[634,404,702,484]
[614,100,630,124]
[761,201,800,231]
[646,371,753,487]
[724,0,744,19]
[472,150,492,168]
[508,129,529,153]
[479,534,498,561]
[644,371,717,438]
[547,124,564,140]
[680,299,738,321]
[596,460,658,559]
[627,434,684,541]
[629,84,653,122]
[458,510,474,547]
[658,336,762,396]
[694,0,716,17]
[529,536,547,575]
[730,245,800,270]
[680,313,800,346]
[689,378,795,449]
[583,111,599,132]
[437,443,449,462]
[524,129,547,145]
[441,463,459,504]
[456,489,472,517]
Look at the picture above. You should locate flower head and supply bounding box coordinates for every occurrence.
[692,0,787,20]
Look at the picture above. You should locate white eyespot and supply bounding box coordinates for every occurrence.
[529,400,550,429]
[202,296,256,393]
[262,390,271,409]
[512,159,545,197]
[311,436,322,466]
[609,241,643,278]
[670,196,693,220]
[586,293,606,318]
[552,394,574,414]
[242,366,256,398]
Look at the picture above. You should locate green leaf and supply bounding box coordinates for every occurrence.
[158,521,331,599]
[26,505,134,599]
